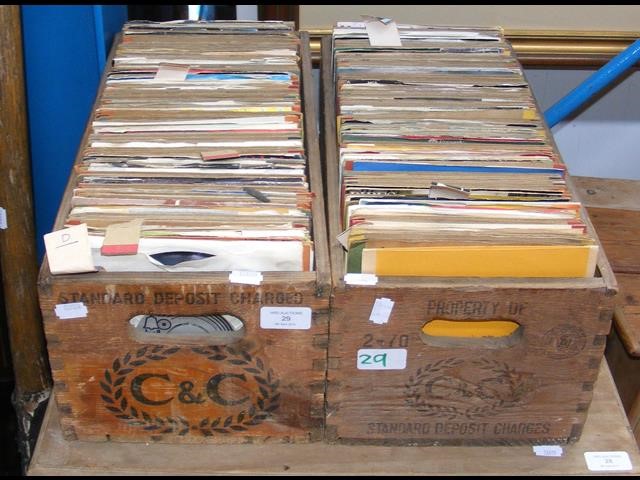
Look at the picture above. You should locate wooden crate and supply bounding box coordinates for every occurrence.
[320,36,618,446]
[37,32,331,444]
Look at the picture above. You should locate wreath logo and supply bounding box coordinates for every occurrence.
[405,357,539,420]
[541,324,587,359]
[99,345,280,436]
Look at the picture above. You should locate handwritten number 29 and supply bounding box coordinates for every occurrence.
[359,353,387,367]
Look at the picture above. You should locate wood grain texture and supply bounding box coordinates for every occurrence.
[27,362,640,476]
[0,5,51,395]
[300,32,331,292]
[36,31,330,444]
[320,35,343,287]
[572,178,640,444]
[573,177,640,352]
[581,208,640,275]
[606,324,640,443]
[629,390,640,444]
[606,325,640,412]
[573,176,640,212]
[258,5,299,29]
[39,279,329,443]
[610,274,640,355]
[326,284,614,445]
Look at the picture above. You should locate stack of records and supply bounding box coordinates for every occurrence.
[332,21,599,278]
[66,20,315,272]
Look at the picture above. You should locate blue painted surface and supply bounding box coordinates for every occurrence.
[98,5,128,59]
[21,5,126,260]
[545,38,640,128]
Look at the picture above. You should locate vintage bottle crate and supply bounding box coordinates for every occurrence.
[37,32,331,444]
[320,36,617,446]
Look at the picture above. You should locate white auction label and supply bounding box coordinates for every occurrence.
[0,207,6,229]
[54,302,88,320]
[344,273,378,286]
[153,63,189,82]
[369,297,394,325]
[584,451,632,471]
[357,349,406,370]
[533,445,563,457]
[362,16,402,47]
[229,270,263,285]
[260,306,312,330]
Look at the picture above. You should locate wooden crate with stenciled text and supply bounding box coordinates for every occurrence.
[320,34,617,446]
[37,30,331,444]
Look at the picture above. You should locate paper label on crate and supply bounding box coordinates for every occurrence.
[101,219,142,256]
[0,207,6,229]
[153,63,189,82]
[55,302,88,320]
[584,451,632,471]
[362,15,402,47]
[260,306,312,330]
[369,298,394,325]
[44,223,96,275]
[357,349,407,370]
[229,270,263,285]
[533,445,563,457]
[336,228,351,249]
[344,273,378,286]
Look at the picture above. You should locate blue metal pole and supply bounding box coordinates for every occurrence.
[199,5,215,20]
[544,38,640,128]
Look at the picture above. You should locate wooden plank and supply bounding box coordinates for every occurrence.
[299,32,331,291]
[569,177,640,354]
[582,207,640,275]
[0,11,53,465]
[0,4,51,397]
[27,362,640,476]
[571,176,640,439]
[611,274,640,355]
[258,5,299,29]
[606,325,640,414]
[320,35,343,288]
[629,391,640,445]
[572,176,640,212]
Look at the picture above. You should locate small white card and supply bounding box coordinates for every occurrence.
[584,451,632,471]
[362,15,402,47]
[54,302,88,320]
[260,307,312,330]
[229,270,263,285]
[344,273,378,286]
[369,298,394,325]
[357,348,407,370]
[153,63,189,82]
[533,445,563,457]
[44,224,96,275]
[0,207,6,229]
[336,228,351,249]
